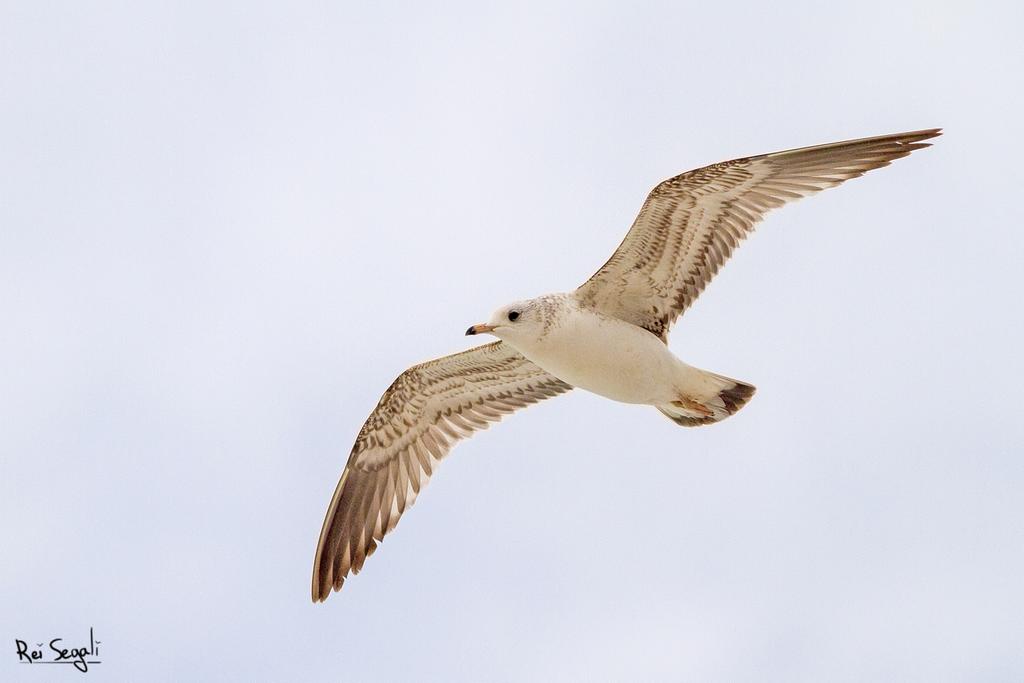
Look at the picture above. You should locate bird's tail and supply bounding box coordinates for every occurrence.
[657,368,756,427]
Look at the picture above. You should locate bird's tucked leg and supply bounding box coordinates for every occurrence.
[671,397,714,418]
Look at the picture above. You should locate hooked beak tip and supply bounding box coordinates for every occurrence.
[465,326,477,336]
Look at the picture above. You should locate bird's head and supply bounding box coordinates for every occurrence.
[465,298,547,345]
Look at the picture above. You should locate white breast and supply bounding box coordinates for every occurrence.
[510,303,684,405]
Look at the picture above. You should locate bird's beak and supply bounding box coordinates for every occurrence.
[465,324,496,336]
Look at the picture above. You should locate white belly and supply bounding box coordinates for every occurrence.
[510,308,684,405]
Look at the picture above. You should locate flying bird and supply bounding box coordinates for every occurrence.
[312,129,940,602]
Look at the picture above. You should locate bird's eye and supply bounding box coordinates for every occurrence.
[508,310,520,322]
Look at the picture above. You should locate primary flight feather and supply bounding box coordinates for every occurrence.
[312,129,940,602]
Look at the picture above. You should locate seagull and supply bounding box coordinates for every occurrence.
[312,129,940,602]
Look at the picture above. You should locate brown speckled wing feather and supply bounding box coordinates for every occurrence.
[312,341,571,602]
[576,129,941,340]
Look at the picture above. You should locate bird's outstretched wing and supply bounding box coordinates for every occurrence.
[576,129,941,340]
[312,341,571,602]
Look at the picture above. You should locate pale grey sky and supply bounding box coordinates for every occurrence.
[2,1,1022,681]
